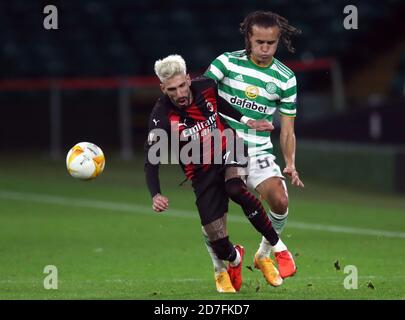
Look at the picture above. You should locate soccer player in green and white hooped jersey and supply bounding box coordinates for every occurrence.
[204,11,304,286]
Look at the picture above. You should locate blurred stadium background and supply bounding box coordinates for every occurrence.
[0,0,404,299]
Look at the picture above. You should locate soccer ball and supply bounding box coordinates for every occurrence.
[66,142,105,180]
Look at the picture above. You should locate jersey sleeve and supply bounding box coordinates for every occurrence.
[144,101,170,198]
[217,94,244,123]
[279,74,297,117]
[204,53,229,82]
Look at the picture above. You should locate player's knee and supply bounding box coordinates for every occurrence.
[225,178,246,203]
[271,195,289,214]
[210,236,235,261]
[270,193,288,215]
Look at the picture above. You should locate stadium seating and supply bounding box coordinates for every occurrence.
[0,0,400,78]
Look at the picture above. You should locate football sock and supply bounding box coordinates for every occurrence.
[272,238,288,253]
[257,237,288,258]
[210,237,237,262]
[202,231,227,273]
[225,178,279,246]
[229,248,241,267]
[268,209,289,235]
[257,236,272,258]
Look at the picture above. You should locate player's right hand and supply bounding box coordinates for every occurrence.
[283,166,305,188]
[152,194,169,212]
[246,119,274,132]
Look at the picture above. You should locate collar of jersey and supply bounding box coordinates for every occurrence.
[248,56,274,69]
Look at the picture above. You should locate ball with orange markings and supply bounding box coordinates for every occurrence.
[66,142,105,180]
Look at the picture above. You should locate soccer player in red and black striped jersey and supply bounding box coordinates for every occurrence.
[144,54,294,292]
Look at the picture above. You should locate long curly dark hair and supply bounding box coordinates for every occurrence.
[240,11,302,56]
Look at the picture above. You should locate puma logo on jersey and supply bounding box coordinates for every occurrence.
[248,211,259,219]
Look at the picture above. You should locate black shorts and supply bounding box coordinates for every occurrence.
[192,165,229,226]
[191,137,249,226]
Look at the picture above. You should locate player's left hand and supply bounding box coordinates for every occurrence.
[283,166,304,188]
[152,194,169,212]
[246,119,274,132]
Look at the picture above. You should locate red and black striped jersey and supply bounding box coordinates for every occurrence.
[144,76,245,197]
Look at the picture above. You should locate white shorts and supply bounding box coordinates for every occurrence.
[247,153,285,190]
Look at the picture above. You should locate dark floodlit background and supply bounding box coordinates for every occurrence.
[1,0,404,193]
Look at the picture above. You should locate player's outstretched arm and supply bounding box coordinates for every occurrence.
[144,101,171,201]
[280,115,304,188]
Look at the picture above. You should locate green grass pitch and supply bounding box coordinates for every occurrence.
[0,153,404,299]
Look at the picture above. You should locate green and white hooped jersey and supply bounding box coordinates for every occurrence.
[205,50,297,156]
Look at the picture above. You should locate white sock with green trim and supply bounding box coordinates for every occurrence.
[268,209,289,235]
